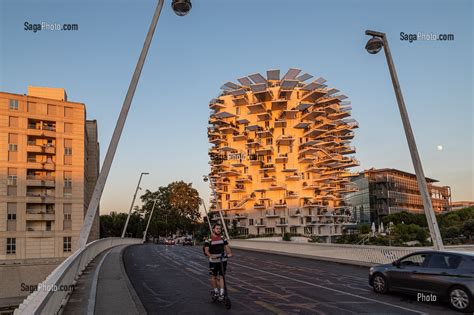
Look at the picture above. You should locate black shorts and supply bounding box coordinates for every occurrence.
[209,261,227,276]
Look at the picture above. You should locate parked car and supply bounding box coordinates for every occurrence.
[369,250,474,312]
[164,239,175,245]
[183,238,193,246]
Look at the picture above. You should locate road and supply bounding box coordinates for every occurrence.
[123,244,458,314]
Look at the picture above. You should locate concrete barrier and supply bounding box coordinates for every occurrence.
[230,239,474,267]
[14,237,142,315]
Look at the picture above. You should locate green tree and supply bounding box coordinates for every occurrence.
[140,181,201,239]
[100,211,144,238]
[463,219,474,240]
[382,211,427,227]
[358,223,370,234]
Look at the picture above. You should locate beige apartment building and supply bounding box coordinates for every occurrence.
[0,86,99,260]
[208,69,359,239]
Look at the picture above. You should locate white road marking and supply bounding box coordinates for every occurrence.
[233,262,426,315]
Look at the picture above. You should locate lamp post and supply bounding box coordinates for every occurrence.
[77,0,191,248]
[364,30,444,250]
[142,199,159,242]
[200,197,213,233]
[122,172,149,238]
[203,175,230,240]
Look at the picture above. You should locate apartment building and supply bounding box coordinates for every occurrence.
[207,69,359,239]
[0,86,99,260]
[345,168,451,225]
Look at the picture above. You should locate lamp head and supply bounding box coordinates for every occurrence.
[203,175,209,182]
[365,36,384,54]
[172,0,192,16]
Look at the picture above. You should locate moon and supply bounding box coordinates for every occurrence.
[437,145,443,151]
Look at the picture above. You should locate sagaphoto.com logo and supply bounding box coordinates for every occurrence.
[400,31,454,43]
[24,21,79,33]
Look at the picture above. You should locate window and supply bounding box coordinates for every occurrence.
[47,104,56,115]
[427,254,462,269]
[236,107,240,115]
[64,107,74,118]
[65,147,72,155]
[400,253,428,267]
[9,99,19,110]
[64,123,73,133]
[7,175,17,186]
[46,221,52,231]
[63,237,72,252]
[9,117,19,127]
[7,213,16,220]
[6,238,16,254]
[249,219,254,226]
[64,171,72,188]
[290,227,297,234]
[8,144,18,152]
[63,204,72,230]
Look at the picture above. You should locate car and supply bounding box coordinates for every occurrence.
[369,250,474,312]
[183,238,193,246]
[164,239,175,245]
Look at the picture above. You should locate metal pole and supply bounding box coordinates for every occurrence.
[366,30,444,250]
[78,0,164,248]
[211,180,230,240]
[143,199,158,242]
[200,198,213,232]
[122,172,148,238]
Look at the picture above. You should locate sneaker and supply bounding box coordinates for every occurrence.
[218,294,224,301]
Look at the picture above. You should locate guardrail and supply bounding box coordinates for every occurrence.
[15,237,142,315]
[231,239,474,266]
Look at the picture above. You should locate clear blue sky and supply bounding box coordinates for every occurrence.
[1,0,472,214]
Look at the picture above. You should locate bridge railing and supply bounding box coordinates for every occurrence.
[231,239,474,266]
[15,237,142,315]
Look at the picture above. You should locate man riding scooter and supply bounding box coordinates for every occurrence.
[204,223,233,301]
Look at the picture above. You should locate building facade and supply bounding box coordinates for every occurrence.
[345,168,451,225]
[0,86,99,260]
[207,69,359,239]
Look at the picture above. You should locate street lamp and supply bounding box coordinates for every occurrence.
[143,199,158,242]
[203,175,230,239]
[172,0,192,16]
[122,172,149,238]
[200,197,213,233]
[78,0,191,248]
[364,30,444,250]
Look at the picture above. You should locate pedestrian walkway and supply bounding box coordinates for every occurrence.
[63,245,145,314]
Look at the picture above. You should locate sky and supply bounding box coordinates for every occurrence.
[0,0,472,215]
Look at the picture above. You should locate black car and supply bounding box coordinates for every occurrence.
[369,250,474,312]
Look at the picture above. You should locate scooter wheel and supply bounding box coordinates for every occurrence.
[224,297,231,309]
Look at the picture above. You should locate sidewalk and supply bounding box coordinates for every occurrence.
[63,244,145,314]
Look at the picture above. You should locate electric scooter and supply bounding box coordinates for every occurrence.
[211,252,231,309]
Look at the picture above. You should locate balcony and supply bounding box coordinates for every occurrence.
[285,174,301,181]
[259,164,275,172]
[254,203,266,209]
[276,135,294,146]
[25,212,55,221]
[274,200,287,209]
[261,175,276,182]
[276,220,288,227]
[289,209,302,217]
[265,211,279,218]
[268,183,286,191]
[275,154,288,163]
[26,176,55,187]
[247,102,266,114]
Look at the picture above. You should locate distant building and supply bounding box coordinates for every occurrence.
[207,69,359,239]
[345,168,451,225]
[451,201,474,211]
[0,86,99,260]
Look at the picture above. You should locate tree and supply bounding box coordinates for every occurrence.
[463,219,474,240]
[358,223,370,234]
[100,211,144,238]
[139,181,201,239]
[382,211,427,227]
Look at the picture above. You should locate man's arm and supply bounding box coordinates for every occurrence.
[224,244,232,257]
[204,246,212,257]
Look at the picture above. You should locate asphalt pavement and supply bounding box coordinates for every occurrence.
[122,244,459,314]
